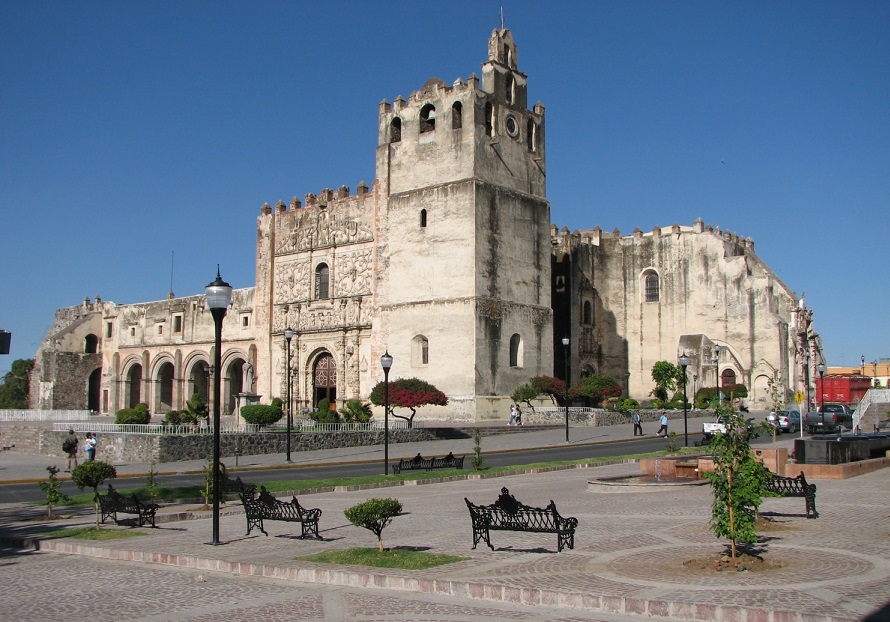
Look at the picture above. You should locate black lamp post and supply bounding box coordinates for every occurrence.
[817,363,826,427]
[804,350,811,416]
[678,352,690,447]
[205,267,232,546]
[284,327,294,462]
[562,337,570,442]
[861,354,865,376]
[381,352,393,475]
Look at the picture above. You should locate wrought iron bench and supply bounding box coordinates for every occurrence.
[239,485,322,538]
[97,484,159,528]
[391,452,464,474]
[765,472,818,518]
[219,469,256,498]
[465,487,578,552]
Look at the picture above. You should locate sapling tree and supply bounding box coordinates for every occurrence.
[706,408,772,560]
[344,498,403,552]
[766,371,784,443]
[37,465,70,518]
[70,460,117,529]
[472,427,484,470]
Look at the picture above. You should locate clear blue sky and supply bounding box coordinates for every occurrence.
[2,1,888,377]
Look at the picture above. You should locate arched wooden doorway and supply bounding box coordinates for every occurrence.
[313,353,337,409]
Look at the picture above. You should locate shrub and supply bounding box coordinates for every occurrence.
[240,404,283,426]
[115,403,150,424]
[339,399,372,423]
[619,398,640,410]
[271,397,283,410]
[310,398,340,423]
[164,410,182,425]
[181,393,209,424]
[37,465,70,518]
[344,498,403,551]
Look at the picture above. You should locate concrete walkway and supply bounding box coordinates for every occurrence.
[1,418,888,622]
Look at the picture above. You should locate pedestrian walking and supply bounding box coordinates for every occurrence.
[656,413,668,437]
[515,405,523,425]
[509,404,517,425]
[62,429,79,471]
[632,411,643,436]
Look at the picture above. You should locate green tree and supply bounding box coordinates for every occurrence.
[369,378,448,428]
[650,361,681,402]
[766,371,784,442]
[0,358,34,408]
[344,498,403,552]
[70,460,117,529]
[472,427,484,470]
[706,408,772,560]
[37,465,70,518]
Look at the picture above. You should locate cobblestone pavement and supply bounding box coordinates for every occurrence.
[2,461,889,622]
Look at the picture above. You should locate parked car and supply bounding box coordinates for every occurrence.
[766,410,801,434]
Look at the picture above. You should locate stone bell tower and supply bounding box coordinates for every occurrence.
[374,28,552,420]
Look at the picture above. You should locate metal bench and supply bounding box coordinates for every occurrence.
[219,469,256,498]
[240,485,322,538]
[465,487,578,552]
[765,472,818,518]
[391,452,464,474]
[97,484,159,528]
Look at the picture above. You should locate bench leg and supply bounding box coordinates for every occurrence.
[806,494,819,519]
[300,519,321,540]
[471,527,494,551]
[557,531,575,552]
[246,515,268,536]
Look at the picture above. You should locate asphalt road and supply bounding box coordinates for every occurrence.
[0,433,777,505]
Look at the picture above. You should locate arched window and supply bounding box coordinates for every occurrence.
[420,104,436,133]
[582,301,593,325]
[644,270,660,302]
[315,263,330,300]
[390,117,401,143]
[505,75,515,105]
[420,209,427,228]
[509,333,523,368]
[503,44,512,67]
[412,335,429,366]
[84,334,99,354]
[451,101,462,129]
[484,102,494,137]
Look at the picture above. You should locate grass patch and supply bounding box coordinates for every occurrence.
[38,527,149,540]
[298,547,467,569]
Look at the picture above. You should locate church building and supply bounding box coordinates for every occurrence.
[29,29,823,421]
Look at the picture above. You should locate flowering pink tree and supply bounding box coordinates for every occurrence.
[369,378,448,428]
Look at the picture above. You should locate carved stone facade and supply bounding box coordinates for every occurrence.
[30,28,818,419]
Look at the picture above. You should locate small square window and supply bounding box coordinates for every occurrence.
[158,325,163,335]
[130,327,136,337]
[242,315,250,327]
[106,322,113,338]
[173,315,182,333]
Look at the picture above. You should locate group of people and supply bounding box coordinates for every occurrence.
[632,412,670,437]
[508,404,523,425]
[62,429,97,471]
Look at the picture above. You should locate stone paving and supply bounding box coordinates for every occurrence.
[3,459,889,621]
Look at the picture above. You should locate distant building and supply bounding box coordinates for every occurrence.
[29,28,823,420]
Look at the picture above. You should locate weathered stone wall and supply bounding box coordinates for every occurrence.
[37,428,443,463]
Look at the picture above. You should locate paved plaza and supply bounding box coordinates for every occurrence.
[1,422,888,622]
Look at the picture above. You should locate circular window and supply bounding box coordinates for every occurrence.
[505,115,519,138]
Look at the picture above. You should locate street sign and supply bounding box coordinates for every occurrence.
[794,390,804,404]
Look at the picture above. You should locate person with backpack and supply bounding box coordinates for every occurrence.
[62,429,79,471]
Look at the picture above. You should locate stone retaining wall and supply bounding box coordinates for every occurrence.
[39,428,443,463]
